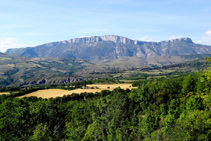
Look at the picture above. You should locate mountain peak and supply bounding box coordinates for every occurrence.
[164,37,193,43]
[101,35,136,45]
[180,37,193,43]
[58,35,137,45]
[66,36,102,44]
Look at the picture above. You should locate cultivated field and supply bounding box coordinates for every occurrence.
[0,92,10,95]
[18,84,136,99]
[86,84,134,90]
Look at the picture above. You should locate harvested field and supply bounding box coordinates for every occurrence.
[19,84,136,99]
[86,83,134,90]
[0,92,10,95]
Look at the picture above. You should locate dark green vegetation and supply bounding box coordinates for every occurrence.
[2,35,211,140]
[79,57,211,83]
[1,59,211,140]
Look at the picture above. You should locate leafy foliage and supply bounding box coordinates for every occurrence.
[0,58,211,140]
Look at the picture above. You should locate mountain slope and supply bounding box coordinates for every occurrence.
[0,53,92,87]
[6,35,211,60]
[1,52,211,87]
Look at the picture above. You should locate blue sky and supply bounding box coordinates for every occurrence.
[0,0,211,52]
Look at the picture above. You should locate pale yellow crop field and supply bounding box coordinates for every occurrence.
[0,92,10,95]
[19,84,136,99]
[86,83,134,90]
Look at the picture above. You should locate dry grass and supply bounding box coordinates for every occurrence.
[19,84,136,99]
[86,83,134,90]
[0,92,10,95]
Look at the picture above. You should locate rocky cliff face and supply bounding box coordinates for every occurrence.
[55,35,137,45]
[101,35,137,45]
[162,37,193,43]
[6,35,211,60]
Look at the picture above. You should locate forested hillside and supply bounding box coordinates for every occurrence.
[2,52,211,87]
[0,59,211,140]
[0,53,92,87]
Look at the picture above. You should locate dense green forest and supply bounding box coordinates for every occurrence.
[1,59,211,140]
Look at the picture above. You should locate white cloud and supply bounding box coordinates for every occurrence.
[193,40,202,44]
[0,37,30,53]
[197,29,211,45]
[205,29,211,36]
[80,36,91,38]
[139,36,152,42]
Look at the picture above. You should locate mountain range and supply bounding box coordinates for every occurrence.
[6,35,211,60]
[2,35,211,87]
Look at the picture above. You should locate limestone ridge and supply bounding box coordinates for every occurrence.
[5,35,211,60]
[162,37,193,43]
[101,35,138,45]
[53,35,137,45]
[60,35,192,45]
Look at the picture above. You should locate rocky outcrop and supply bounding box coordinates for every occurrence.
[162,37,193,43]
[54,35,136,45]
[66,36,102,44]
[101,35,137,45]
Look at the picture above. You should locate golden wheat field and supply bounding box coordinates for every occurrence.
[86,83,134,90]
[18,84,136,99]
[0,92,10,95]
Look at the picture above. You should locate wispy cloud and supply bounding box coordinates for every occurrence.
[0,37,31,53]
[205,29,211,36]
[139,36,152,41]
[196,29,211,45]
